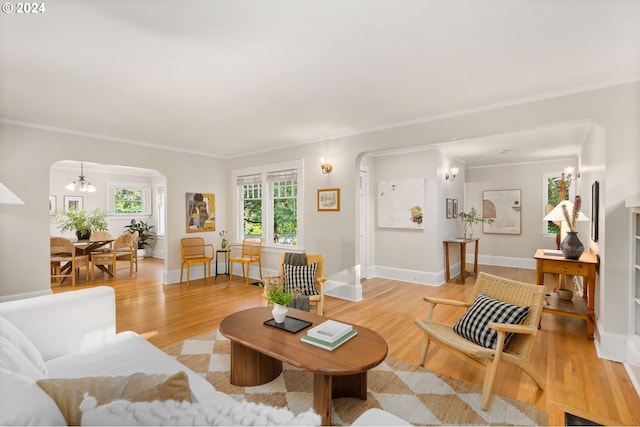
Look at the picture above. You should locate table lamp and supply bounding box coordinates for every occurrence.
[0,182,24,204]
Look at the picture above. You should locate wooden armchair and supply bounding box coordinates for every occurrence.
[50,237,90,286]
[180,237,214,288]
[227,237,262,287]
[415,272,545,410]
[91,233,135,280]
[261,253,326,315]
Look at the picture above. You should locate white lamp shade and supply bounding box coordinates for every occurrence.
[543,200,589,222]
[0,182,24,204]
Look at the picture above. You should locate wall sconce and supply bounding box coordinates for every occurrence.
[564,166,580,181]
[320,159,333,174]
[444,167,459,182]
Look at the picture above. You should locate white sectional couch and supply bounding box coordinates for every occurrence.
[0,286,407,426]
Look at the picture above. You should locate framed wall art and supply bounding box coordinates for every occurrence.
[318,188,340,212]
[482,189,521,235]
[446,198,453,219]
[64,195,83,212]
[186,192,216,232]
[49,195,57,215]
[591,180,599,242]
[377,178,425,228]
[453,199,458,218]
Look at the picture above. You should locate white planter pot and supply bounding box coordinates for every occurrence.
[272,303,288,324]
[137,249,146,259]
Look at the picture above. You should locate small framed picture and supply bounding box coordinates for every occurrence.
[64,195,83,212]
[49,195,57,215]
[453,199,458,218]
[318,188,340,212]
[446,198,453,219]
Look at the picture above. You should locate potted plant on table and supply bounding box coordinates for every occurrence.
[53,208,109,240]
[458,207,494,239]
[265,278,294,323]
[123,219,156,258]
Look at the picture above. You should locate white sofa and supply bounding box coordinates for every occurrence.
[0,286,407,426]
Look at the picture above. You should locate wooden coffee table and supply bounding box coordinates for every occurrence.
[219,307,388,425]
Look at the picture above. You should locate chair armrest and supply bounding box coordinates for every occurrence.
[488,322,536,335]
[423,296,469,308]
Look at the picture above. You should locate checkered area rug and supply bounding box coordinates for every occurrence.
[162,329,547,426]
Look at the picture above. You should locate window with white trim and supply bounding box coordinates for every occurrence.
[107,182,152,216]
[234,160,303,247]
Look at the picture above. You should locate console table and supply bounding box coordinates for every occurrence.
[443,238,479,284]
[534,249,599,340]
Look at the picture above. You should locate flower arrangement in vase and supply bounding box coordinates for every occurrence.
[219,230,229,249]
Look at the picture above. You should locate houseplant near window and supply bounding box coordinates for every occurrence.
[53,208,109,240]
[458,207,494,239]
[123,219,156,257]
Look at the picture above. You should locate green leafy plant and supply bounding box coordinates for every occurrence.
[265,282,294,306]
[458,207,494,237]
[53,208,109,240]
[123,219,156,249]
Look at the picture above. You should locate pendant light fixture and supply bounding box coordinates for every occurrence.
[66,162,96,192]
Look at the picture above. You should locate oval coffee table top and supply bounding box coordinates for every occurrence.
[219,306,388,375]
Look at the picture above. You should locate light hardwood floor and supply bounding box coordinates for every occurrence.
[53,258,640,426]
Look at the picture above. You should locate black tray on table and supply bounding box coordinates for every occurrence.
[264,316,312,333]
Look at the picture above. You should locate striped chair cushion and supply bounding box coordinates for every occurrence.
[283,263,319,296]
[453,293,530,349]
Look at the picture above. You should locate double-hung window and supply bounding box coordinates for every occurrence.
[234,160,303,247]
[107,182,152,216]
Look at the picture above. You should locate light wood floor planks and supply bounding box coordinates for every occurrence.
[53,258,640,426]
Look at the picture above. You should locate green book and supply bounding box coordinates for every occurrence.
[300,329,358,351]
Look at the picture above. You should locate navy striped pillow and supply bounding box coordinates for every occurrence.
[283,263,319,296]
[453,293,530,349]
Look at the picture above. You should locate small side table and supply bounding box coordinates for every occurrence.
[443,238,479,284]
[215,249,230,278]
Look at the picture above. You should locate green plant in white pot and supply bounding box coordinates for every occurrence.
[458,207,494,239]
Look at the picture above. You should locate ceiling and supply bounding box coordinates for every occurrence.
[1,1,639,165]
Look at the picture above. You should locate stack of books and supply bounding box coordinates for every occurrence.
[300,319,358,351]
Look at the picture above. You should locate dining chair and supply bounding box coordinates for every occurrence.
[91,233,135,280]
[180,237,214,288]
[227,237,262,287]
[414,272,545,410]
[50,237,90,286]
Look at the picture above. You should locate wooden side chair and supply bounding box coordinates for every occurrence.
[415,271,545,410]
[91,233,135,280]
[180,237,214,288]
[50,237,90,286]
[227,237,262,287]
[261,253,326,315]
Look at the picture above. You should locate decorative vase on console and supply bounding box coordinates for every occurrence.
[559,195,586,260]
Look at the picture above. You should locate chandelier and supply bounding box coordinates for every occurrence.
[65,162,96,192]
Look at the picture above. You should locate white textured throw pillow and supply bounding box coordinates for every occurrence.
[0,335,46,381]
[0,315,48,376]
[80,395,320,426]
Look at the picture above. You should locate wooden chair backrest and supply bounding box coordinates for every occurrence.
[241,237,262,258]
[181,237,207,258]
[113,233,134,251]
[92,231,113,239]
[279,253,324,279]
[50,237,75,256]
